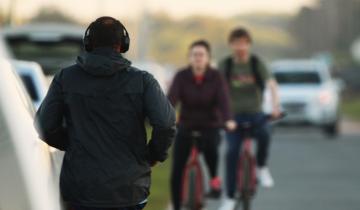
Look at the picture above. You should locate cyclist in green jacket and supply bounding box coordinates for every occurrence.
[218,27,281,210]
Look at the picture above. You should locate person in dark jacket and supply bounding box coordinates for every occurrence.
[168,40,236,210]
[34,16,176,210]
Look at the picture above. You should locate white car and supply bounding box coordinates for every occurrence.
[0,58,62,210]
[267,59,343,136]
[12,60,49,109]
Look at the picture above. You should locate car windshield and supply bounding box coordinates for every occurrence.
[7,40,82,75]
[19,74,39,101]
[9,67,36,115]
[273,71,321,84]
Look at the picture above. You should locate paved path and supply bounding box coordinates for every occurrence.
[205,122,360,210]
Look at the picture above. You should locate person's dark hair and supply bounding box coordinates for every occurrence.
[189,39,211,54]
[228,27,252,43]
[86,16,126,49]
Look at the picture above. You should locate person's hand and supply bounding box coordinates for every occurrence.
[271,106,282,119]
[225,120,237,132]
[149,160,158,167]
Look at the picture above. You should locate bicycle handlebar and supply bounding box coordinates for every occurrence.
[224,112,287,131]
[264,112,287,122]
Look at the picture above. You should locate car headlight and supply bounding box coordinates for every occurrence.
[318,90,332,105]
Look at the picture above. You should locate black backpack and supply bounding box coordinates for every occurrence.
[224,55,265,92]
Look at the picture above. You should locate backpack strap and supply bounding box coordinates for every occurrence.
[224,56,233,83]
[223,55,265,92]
[250,55,265,92]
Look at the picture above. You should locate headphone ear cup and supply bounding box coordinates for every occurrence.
[116,20,130,53]
[83,36,91,52]
[121,36,130,53]
[83,22,94,52]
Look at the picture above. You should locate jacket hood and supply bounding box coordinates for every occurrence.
[76,47,131,76]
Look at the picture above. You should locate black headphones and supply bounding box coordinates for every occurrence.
[83,16,130,53]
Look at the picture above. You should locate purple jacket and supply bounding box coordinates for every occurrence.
[168,66,232,128]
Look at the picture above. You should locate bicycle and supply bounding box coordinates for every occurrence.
[181,130,204,210]
[235,113,285,210]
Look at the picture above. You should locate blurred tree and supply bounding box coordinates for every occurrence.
[290,0,360,56]
[0,11,4,25]
[29,7,77,24]
[147,14,234,66]
[144,13,294,66]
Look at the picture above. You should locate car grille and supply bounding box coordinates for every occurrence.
[282,102,306,114]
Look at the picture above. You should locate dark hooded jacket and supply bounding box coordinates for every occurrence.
[34,48,176,207]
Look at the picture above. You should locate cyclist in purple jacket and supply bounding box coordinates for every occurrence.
[168,40,236,210]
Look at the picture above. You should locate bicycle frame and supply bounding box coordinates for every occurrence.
[237,136,257,195]
[234,113,286,210]
[233,127,258,210]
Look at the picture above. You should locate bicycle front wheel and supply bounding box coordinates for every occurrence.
[182,167,203,210]
[238,152,256,210]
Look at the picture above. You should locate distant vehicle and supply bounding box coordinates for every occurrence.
[267,59,343,137]
[0,58,62,210]
[0,31,11,58]
[2,23,85,75]
[12,60,49,109]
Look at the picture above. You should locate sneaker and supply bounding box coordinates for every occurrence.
[257,167,274,188]
[206,177,222,199]
[218,198,236,210]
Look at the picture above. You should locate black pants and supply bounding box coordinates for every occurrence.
[170,126,220,210]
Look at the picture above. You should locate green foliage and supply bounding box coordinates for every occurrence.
[0,11,4,25]
[143,13,295,66]
[29,7,77,24]
[342,98,360,121]
[145,124,172,210]
[290,0,360,57]
[146,158,171,210]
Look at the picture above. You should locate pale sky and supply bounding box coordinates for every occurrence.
[2,0,317,22]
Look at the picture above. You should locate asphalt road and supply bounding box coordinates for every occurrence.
[205,122,360,210]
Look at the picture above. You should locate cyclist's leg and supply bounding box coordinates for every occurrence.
[198,128,222,198]
[253,115,271,167]
[199,128,220,178]
[253,113,274,187]
[170,126,192,210]
[225,128,243,198]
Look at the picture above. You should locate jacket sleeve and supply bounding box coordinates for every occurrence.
[167,72,181,107]
[216,72,232,122]
[33,71,68,150]
[143,73,176,162]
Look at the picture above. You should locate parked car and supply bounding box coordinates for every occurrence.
[0,32,11,58]
[12,60,49,109]
[2,23,84,76]
[267,59,343,137]
[0,32,63,209]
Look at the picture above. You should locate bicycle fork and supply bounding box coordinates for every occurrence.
[237,138,257,197]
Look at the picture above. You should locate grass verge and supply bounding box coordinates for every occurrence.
[146,159,171,210]
[146,125,172,210]
[342,98,360,121]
